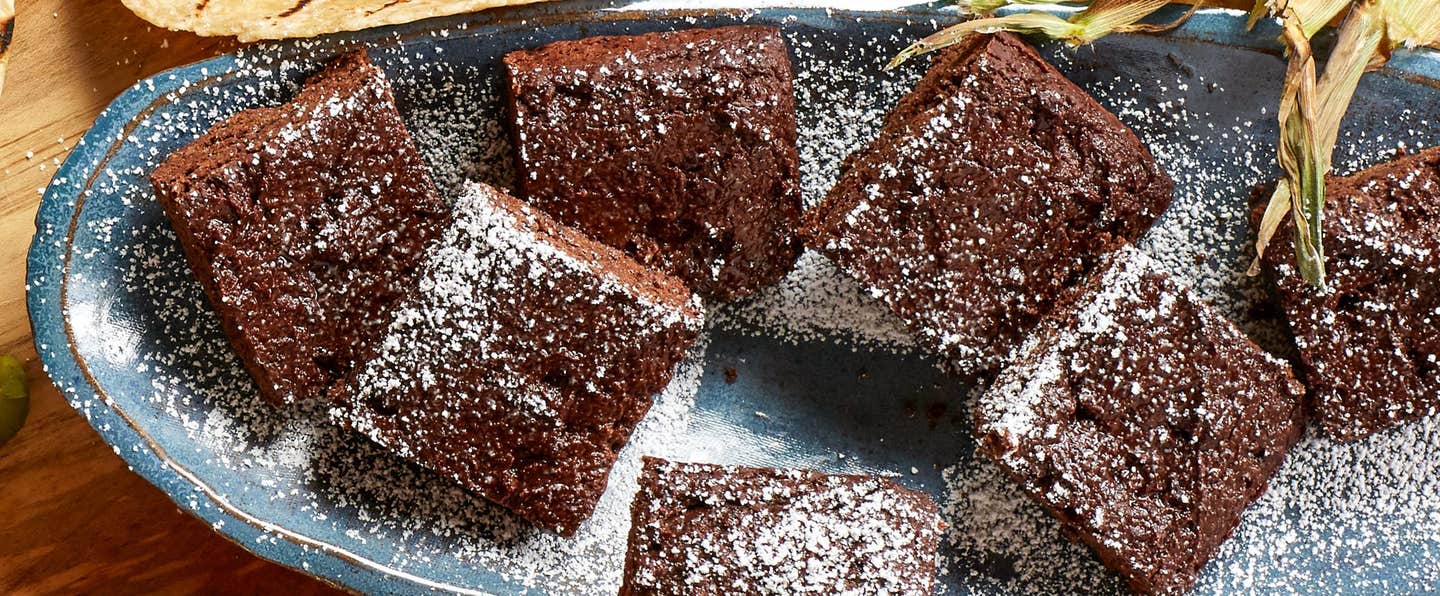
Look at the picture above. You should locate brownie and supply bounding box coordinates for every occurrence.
[620,457,943,595]
[806,33,1173,377]
[149,51,448,406]
[504,25,803,301]
[330,182,703,535]
[1257,147,1440,441]
[974,246,1305,595]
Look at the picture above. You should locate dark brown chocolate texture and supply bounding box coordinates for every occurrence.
[504,25,803,301]
[976,247,1305,595]
[331,183,703,535]
[806,32,1174,376]
[1257,147,1440,441]
[620,457,943,595]
[150,51,449,405]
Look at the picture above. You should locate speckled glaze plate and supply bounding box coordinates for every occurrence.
[26,1,1440,594]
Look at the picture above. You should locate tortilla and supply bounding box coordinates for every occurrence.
[120,0,551,42]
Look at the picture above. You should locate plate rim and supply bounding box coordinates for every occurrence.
[23,2,1440,593]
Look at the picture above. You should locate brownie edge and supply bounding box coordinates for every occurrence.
[621,457,943,595]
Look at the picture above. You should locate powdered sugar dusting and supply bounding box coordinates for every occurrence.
[33,10,1440,595]
[940,455,1124,594]
[714,250,917,350]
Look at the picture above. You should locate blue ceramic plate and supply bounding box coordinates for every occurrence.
[27,2,1440,593]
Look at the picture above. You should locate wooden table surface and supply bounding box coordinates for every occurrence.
[0,1,338,593]
[0,0,1269,594]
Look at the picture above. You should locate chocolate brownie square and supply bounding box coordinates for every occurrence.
[806,33,1173,376]
[504,25,803,301]
[620,457,943,595]
[330,182,703,535]
[1257,147,1440,441]
[149,51,449,406]
[975,246,1305,594]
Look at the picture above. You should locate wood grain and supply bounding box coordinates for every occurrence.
[0,0,1264,594]
[0,1,335,594]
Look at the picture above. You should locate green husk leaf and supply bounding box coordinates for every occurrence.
[1271,10,1323,284]
[1274,11,1327,285]
[1383,0,1440,47]
[1283,100,1328,286]
[957,0,1065,16]
[1076,0,1171,33]
[1116,0,1207,34]
[1250,0,1349,33]
[1298,0,1352,36]
[890,13,1080,68]
[1255,11,1312,269]
[889,0,1175,69]
[1294,0,1385,286]
[0,355,29,446]
[1256,1,1387,287]
[1314,2,1384,159]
